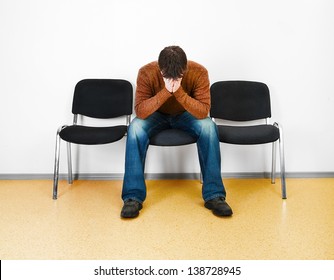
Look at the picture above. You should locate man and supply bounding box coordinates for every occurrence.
[121,46,232,218]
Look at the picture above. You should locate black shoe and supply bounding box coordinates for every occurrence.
[205,197,233,216]
[121,199,143,218]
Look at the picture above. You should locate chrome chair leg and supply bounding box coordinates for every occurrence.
[271,141,277,184]
[274,123,287,199]
[279,129,287,199]
[67,142,73,184]
[53,128,62,200]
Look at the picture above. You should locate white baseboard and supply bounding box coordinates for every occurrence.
[1,172,334,180]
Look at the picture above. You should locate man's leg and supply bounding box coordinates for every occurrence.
[121,112,169,218]
[173,112,232,216]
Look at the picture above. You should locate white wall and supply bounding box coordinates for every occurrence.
[1,0,333,177]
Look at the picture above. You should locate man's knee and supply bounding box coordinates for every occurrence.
[128,118,148,139]
[196,118,218,139]
[199,117,216,130]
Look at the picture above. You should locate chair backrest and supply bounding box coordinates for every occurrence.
[210,81,271,121]
[72,79,133,119]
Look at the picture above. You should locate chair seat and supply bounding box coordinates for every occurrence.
[59,125,128,145]
[149,128,197,146]
[217,124,280,145]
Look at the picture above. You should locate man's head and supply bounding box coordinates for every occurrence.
[158,46,187,80]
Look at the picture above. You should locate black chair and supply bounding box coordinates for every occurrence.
[210,81,286,199]
[53,79,133,199]
[149,129,197,146]
[149,128,200,180]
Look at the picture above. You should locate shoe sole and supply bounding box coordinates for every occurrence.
[121,213,140,219]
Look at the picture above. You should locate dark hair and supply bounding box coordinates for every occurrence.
[158,46,187,79]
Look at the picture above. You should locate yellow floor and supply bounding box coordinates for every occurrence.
[0,178,333,260]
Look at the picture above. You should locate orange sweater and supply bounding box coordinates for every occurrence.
[135,60,210,119]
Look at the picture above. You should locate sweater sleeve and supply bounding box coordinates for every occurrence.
[173,68,211,119]
[134,68,172,119]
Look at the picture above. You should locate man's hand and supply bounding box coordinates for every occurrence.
[163,77,182,93]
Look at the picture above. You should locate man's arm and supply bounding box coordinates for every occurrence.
[173,69,211,119]
[134,69,171,119]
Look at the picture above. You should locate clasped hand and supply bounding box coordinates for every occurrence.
[163,77,182,93]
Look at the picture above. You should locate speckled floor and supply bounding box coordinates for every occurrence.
[0,178,333,260]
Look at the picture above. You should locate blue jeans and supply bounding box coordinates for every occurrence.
[122,111,226,203]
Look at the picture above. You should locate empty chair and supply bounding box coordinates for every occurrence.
[210,80,286,198]
[53,79,133,199]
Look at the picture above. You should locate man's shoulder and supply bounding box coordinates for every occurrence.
[186,60,208,77]
[187,60,208,72]
[139,61,159,73]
